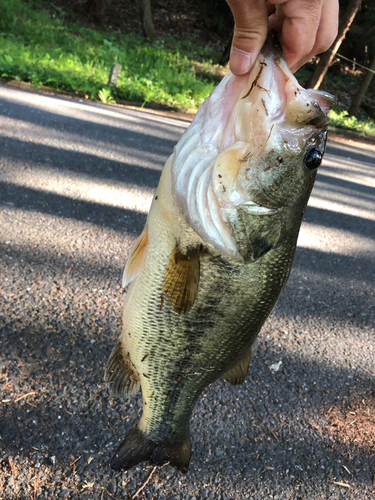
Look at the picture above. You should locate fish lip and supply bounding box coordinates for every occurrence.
[261,30,283,61]
[261,33,336,125]
[304,105,330,128]
[261,31,337,115]
[307,89,337,117]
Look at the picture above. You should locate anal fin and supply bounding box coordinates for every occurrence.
[163,244,200,314]
[222,348,251,385]
[110,426,191,473]
[105,341,140,396]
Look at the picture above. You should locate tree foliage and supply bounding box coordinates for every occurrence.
[308,0,362,89]
[340,0,375,65]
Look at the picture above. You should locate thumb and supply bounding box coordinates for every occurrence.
[227,0,269,75]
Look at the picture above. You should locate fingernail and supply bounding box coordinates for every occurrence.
[230,48,252,75]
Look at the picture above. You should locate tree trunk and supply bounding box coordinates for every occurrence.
[348,54,375,116]
[139,0,157,40]
[308,0,362,89]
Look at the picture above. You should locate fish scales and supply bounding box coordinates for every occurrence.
[105,31,335,473]
[141,248,294,428]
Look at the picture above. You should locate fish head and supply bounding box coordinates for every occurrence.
[171,32,335,258]
[213,32,336,211]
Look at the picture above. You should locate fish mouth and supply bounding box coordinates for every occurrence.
[260,31,337,120]
[240,32,336,131]
[232,31,336,167]
[226,33,336,209]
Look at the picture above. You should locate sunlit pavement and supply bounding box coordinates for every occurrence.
[1,86,374,499]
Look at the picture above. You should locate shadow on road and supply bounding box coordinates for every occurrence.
[0,137,163,189]
[0,92,188,150]
[0,181,148,232]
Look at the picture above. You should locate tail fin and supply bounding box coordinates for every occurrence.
[110,427,191,473]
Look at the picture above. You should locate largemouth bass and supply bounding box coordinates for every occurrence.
[105,32,335,473]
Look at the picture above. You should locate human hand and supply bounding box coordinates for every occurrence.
[226,0,339,75]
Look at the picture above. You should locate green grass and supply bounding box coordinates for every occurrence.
[0,0,217,109]
[328,109,375,137]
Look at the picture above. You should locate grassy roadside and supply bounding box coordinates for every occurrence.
[0,0,219,110]
[1,0,375,137]
[327,109,375,137]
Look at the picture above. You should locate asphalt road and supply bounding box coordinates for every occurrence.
[0,86,374,500]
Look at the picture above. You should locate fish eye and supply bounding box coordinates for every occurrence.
[304,147,322,171]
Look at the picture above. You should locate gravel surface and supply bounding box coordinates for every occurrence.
[1,86,374,499]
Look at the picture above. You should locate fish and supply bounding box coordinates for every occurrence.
[104,31,335,473]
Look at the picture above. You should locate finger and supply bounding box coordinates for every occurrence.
[266,2,276,16]
[290,0,339,72]
[268,0,324,69]
[290,54,316,73]
[226,0,269,75]
[268,5,285,33]
[310,0,339,57]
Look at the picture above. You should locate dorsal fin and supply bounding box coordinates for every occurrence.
[162,245,200,314]
[222,348,252,385]
[122,225,148,287]
[105,341,141,396]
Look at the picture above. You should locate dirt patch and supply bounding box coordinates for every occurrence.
[326,391,375,453]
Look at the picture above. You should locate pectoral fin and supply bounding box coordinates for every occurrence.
[105,342,141,396]
[222,348,252,385]
[122,225,148,287]
[163,245,200,314]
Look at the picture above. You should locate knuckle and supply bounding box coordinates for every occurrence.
[234,25,267,40]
